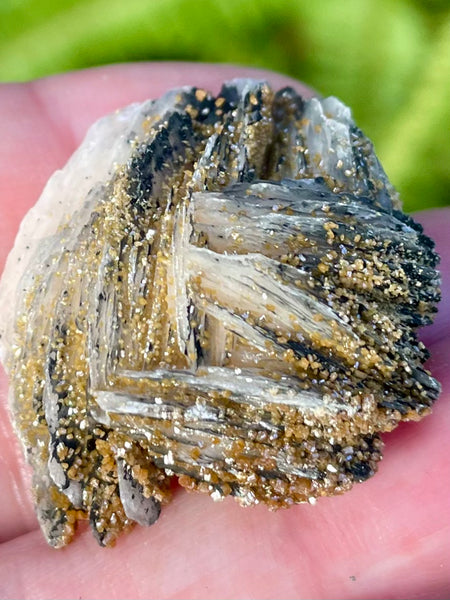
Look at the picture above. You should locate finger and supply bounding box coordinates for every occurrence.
[414,209,450,345]
[1,388,449,600]
[1,65,448,600]
[0,62,313,541]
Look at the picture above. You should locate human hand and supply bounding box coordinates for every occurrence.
[0,63,449,600]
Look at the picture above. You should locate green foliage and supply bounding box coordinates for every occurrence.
[0,0,449,211]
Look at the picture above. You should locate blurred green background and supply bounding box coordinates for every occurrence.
[0,0,449,212]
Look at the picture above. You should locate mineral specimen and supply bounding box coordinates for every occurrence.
[0,79,441,548]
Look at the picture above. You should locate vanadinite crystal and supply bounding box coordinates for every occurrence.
[0,79,441,547]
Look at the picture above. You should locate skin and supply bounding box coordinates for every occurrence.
[0,62,449,600]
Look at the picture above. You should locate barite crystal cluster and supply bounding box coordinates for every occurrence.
[0,79,441,547]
